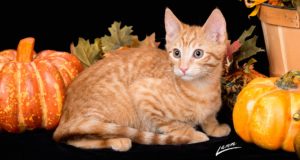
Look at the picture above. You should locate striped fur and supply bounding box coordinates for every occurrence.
[53,8,231,151]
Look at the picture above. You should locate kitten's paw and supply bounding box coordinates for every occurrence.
[189,131,209,144]
[209,123,231,137]
[109,138,132,152]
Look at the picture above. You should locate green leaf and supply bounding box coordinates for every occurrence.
[70,37,103,68]
[238,25,256,44]
[235,35,264,67]
[101,21,135,52]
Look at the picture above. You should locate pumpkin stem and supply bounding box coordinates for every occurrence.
[16,37,35,62]
[293,111,300,121]
[275,70,300,90]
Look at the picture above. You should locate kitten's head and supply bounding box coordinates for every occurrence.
[165,8,227,81]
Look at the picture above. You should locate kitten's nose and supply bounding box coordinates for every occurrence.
[180,67,188,75]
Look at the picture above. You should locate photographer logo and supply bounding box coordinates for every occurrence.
[215,142,242,156]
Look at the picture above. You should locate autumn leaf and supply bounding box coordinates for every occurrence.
[101,21,136,52]
[70,38,103,68]
[238,25,256,44]
[243,58,257,73]
[139,33,160,48]
[227,40,241,60]
[224,25,264,73]
[226,25,255,59]
[229,25,264,68]
[131,35,141,48]
[235,35,264,67]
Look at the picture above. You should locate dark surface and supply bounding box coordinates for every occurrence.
[0,107,298,160]
[0,0,296,159]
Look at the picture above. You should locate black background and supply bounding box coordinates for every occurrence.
[0,0,269,75]
[0,0,297,160]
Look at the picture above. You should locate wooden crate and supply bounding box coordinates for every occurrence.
[259,4,300,76]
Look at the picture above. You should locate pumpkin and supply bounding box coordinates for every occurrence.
[233,70,300,152]
[0,37,83,133]
[294,131,300,158]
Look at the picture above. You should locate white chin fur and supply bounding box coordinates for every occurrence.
[181,76,195,81]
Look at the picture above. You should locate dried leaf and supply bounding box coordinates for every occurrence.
[227,40,241,59]
[243,58,257,73]
[235,35,264,66]
[130,35,141,48]
[238,25,256,43]
[248,5,261,17]
[226,25,255,67]
[139,33,160,48]
[70,38,103,68]
[101,21,135,52]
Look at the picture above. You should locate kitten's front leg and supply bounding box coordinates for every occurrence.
[138,101,209,144]
[201,113,231,137]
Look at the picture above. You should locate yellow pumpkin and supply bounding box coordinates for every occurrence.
[233,70,300,152]
[294,132,300,157]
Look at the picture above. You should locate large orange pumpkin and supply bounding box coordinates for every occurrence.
[0,37,83,133]
[233,70,300,152]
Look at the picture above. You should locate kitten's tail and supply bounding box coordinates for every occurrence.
[53,119,190,145]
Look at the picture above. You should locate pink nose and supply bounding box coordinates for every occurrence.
[180,67,188,75]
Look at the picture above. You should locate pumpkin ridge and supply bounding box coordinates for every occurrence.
[21,63,43,130]
[16,63,26,132]
[0,62,19,132]
[282,92,300,152]
[44,56,74,86]
[36,53,82,86]
[49,53,82,75]
[35,60,65,129]
[249,88,283,150]
[279,91,292,151]
[282,92,293,151]
[31,62,48,128]
[53,82,63,121]
[43,60,64,126]
[0,50,16,70]
[247,85,282,143]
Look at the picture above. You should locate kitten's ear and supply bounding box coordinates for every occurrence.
[203,8,227,43]
[165,8,183,43]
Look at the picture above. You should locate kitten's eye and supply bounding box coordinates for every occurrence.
[173,48,181,58]
[193,49,204,59]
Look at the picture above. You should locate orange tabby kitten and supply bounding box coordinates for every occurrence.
[53,8,230,151]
